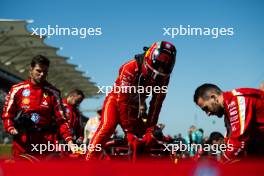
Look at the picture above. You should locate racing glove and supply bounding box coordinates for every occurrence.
[126,133,140,145]
[142,127,157,147]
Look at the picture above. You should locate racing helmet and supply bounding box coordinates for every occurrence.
[143,41,176,80]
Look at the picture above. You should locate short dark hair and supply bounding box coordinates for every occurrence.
[31,55,50,68]
[198,128,204,134]
[67,89,85,99]
[193,83,222,104]
[208,131,224,144]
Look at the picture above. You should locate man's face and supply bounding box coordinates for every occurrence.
[197,95,224,118]
[29,64,48,84]
[68,94,83,106]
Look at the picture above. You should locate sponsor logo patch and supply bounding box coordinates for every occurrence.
[22,98,30,104]
[22,89,30,97]
[31,113,40,124]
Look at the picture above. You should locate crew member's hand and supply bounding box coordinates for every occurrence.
[9,128,18,135]
[126,133,143,150]
[126,133,140,144]
[142,127,156,147]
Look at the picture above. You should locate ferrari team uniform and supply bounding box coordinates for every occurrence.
[1,80,72,160]
[222,88,264,162]
[62,99,83,142]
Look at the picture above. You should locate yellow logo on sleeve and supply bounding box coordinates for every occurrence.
[22,98,30,104]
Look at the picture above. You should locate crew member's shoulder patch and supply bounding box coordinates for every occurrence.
[22,89,30,97]
[11,82,30,98]
[122,60,137,74]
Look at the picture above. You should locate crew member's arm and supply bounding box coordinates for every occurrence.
[142,77,169,145]
[222,95,252,163]
[147,77,169,128]
[1,86,19,135]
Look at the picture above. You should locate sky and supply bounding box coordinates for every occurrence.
[1,0,264,137]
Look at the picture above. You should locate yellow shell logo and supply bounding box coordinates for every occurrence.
[22,98,30,104]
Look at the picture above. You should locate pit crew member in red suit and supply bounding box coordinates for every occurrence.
[62,89,84,144]
[194,83,264,163]
[1,55,74,161]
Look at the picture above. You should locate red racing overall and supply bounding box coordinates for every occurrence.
[222,88,264,162]
[86,59,169,159]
